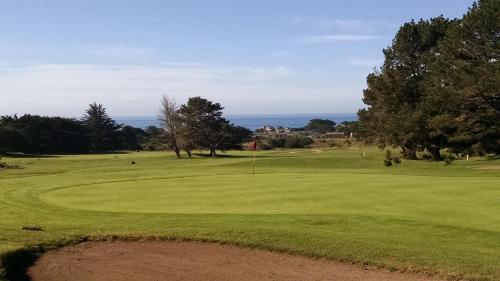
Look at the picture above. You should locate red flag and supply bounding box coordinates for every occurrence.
[250,141,257,151]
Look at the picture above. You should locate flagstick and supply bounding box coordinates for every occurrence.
[252,149,256,177]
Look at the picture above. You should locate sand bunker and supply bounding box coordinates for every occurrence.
[28,241,441,281]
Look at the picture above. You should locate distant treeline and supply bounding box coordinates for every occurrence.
[0,106,161,154]
[0,97,252,155]
[358,0,499,160]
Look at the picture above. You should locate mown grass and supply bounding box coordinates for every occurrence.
[0,147,499,280]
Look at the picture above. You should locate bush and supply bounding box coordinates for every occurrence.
[444,154,454,165]
[261,135,313,150]
[257,141,274,150]
[284,136,313,149]
[384,150,393,166]
[485,154,499,160]
[421,153,433,160]
[270,138,286,148]
[393,156,401,164]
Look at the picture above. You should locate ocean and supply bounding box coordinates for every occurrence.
[114,113,357,131]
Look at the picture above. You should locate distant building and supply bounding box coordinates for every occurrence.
[263,125,275,133]
[276,126,291,133]
[256,125,292,134]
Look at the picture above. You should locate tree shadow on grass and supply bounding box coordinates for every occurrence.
[192,153,294,159]
[1,248,38,281]
[2,151,134,158]
[2,152,58,158]
[0,237,91,281]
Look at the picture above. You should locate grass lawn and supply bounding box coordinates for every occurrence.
[0,147,499,280]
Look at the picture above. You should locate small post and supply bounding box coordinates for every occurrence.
[251,140,257,176]
[252,149,256,177]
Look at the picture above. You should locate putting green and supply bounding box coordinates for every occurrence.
[40,173,498,232]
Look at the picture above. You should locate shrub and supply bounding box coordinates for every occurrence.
[421,153,433,160]
[258,140,274,150]
[384,150,393,167]
[393,156,401,164]
[485,154,498,160]
[270,138,286,148]
[444,154,454,165]
[284,136,313,149]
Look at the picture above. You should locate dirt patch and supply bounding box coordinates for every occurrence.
[27,241,442,281]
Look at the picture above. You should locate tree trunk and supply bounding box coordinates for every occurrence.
[173,147,181,158]
[172,141,181,158]
[185,149,192,158]
[426,146,442,161]
[210,147,216,158]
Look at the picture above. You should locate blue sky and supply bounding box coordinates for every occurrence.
[0,0,474,116]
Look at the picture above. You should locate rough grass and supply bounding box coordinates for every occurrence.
[0,148,499,281]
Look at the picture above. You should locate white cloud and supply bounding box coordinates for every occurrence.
[300,34,385,44]
[0,63,364,116]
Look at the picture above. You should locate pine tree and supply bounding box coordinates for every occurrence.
[426,0,500,154]
[82,103,122,151]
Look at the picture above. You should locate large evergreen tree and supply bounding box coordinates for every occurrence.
[81,103,122,151]
[359,17,452,159]
[179,97,228,157]
[426,0,500,154]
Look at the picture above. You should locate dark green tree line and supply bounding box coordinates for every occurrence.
[0,104,163,154]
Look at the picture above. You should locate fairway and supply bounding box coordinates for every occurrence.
[1,148,499,280]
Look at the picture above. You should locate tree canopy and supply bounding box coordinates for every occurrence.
[304,119,337,134]
[82,103,123,152]
[174,96,252,157]
[359,0,499,159]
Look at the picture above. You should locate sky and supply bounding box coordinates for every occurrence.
[0,0,475,117]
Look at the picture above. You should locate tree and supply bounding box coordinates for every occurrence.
[120,126,148,150]
[336,121,361,137]
[218,124,252,151]
[159,96,183,158]
[0,115,89,154]
[141,126,168,151]
[179,97,228,157]
[359,17,452,160]
[304,119,336,134]
[82,103,122,152]
[426,0,500,155]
